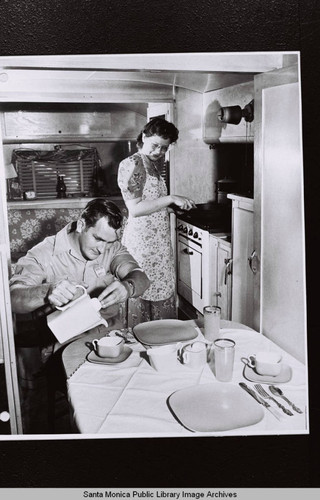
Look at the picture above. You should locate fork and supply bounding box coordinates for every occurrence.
[254,384,294,416]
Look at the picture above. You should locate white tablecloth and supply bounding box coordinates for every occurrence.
[66,326,308,437]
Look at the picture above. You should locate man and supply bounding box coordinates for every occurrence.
[10,197,150,323]
[9,198,150,433]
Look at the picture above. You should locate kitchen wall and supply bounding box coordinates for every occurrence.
[171,87,217,203]
[171,83,254,203]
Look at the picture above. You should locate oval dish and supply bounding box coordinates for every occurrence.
[133,319,198,346]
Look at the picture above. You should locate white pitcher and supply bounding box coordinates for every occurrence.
[47,285,108,344]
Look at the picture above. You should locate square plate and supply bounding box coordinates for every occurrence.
[86,346,132,365]
[243,363,292,384]
[133,319,198,346]
[168,383,264,432]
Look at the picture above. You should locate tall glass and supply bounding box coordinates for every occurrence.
[203,305,221,342]
[214,338,235,382]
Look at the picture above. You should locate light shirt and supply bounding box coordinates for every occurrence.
[9,222,143,320]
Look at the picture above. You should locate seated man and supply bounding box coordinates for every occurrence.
[10,197,150,323]
[9,198,150,433]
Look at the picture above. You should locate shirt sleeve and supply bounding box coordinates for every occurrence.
[109,241,144,280]
[9,236,54,288]
[9,251,47,288]
[117,154,146,200]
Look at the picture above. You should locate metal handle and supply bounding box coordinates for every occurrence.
[183,248,193,255]
[269,396,294,416]
[281,395,303,414]
[224,258,232,285]
[248,250,258,274]
[239,383,267,407]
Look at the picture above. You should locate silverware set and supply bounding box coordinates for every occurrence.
[239,382,303,419]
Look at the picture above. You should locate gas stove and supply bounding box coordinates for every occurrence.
[175,202,231,233]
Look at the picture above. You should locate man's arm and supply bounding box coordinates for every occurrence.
[10,280,83,314]
[10,282,52,314]
[97,269,150,309]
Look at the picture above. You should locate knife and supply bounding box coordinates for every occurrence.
[239,382,283,421]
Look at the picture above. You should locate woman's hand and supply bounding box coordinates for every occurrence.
[98,280,129,309]
[170,195,196,211]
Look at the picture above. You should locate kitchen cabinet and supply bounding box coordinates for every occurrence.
[209,235,232,320]
[253,64,306,363]
[228,194,254,328]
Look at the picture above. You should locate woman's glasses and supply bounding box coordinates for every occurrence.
[150,142,170,153]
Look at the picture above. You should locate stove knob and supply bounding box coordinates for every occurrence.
[178,224,183,230]
[193,232,198,239]
[188,229,193,236]
[183,226,188,233]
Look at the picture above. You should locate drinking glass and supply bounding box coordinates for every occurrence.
[214,338,235,382]
[203,305,221,342]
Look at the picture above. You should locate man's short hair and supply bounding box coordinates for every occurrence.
[81,198,123,230]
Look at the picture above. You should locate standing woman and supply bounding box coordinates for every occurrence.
[118,117,195,325]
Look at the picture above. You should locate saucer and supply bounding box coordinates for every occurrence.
[243,363,292,384]
[86,346,132,365]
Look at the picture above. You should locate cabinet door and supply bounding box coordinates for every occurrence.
[216,243,232,320]
[254,65,306,363]
[231,204,254,328]
[177,239,202,305]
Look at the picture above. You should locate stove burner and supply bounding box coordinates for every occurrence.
[177,210,231,233]
[176,202,231,232]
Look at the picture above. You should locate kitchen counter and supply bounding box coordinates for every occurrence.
[227,193,253,211]
[210,232,231,244]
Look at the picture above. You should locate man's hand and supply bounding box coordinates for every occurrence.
[97,280,129,309]
[47,280,85,308]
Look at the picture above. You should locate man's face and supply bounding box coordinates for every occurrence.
[77,217,119,260]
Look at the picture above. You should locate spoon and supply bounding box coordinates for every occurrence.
[269,385,303,413]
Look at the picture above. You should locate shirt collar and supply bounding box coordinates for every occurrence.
[53,222,86,261]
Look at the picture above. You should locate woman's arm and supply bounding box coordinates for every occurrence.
[126,194,195,217]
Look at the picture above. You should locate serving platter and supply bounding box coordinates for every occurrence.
[168,383,264,432]
[133,319,198,346]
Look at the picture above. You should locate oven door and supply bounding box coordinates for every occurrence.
[177,237,202,310]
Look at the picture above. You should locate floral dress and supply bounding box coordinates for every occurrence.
[118,152,176,324]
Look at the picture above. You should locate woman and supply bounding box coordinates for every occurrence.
[118,117,195,325]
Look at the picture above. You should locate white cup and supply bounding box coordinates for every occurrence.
[92,336,124,358]
[247,351,282,376]
[147,343,182,372]
[180,341,208,370]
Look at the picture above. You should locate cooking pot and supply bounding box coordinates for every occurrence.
[217,178,238,192]
[216,178,238,204]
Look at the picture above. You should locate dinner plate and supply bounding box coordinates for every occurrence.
[243,363,292,384]
[133,319,198,346]
[86,346,132,365]
[168,383,264,432]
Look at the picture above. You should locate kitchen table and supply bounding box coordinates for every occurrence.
[62,320,308,437]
